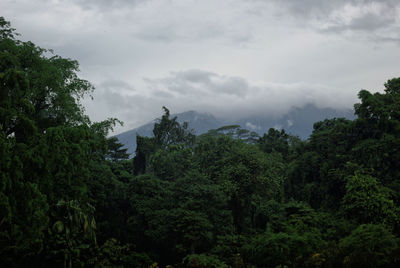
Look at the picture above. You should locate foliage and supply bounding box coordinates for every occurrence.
[94,238,152,268]
[339,224,399,267]
[242,228,324,268]
[51,200,97,268]
[258,128,290,156]
[106,137,129,162]
[133,107,195,175]
[203,124,259,144]
[2,17,400,267]
[182,253,228,268]
[341,174,399,226]
[153,106,195,149]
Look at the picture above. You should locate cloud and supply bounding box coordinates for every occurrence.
[148,70,357,117]
[86,69,357,133]
[272,0,400,43]
[273,0,399,20]
[5,0,400,51]
[245,122,261,131]
[125,0,256,44]
[71,0,146,11]
[3,0,398,134]
[98,79,135,94]
[320,1,398,31]
[145,70,249,97]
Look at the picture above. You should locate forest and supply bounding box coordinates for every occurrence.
[1,17,400,267]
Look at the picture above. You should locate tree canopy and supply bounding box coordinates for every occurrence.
[2,17,400,267]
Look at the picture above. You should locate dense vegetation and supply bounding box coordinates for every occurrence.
[1,17,400,267]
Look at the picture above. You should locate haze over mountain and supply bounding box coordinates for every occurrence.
[3,0,397,133]
[116,103,355,156]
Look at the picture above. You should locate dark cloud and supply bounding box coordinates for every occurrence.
[101,69,356,123]
[85,70,358,130]
[101,91,133,110]
[70,0,147,11]
[99,79,135,92]
[273,0,400,43]
[151,90,174,99]
[344,13,395,31]
[132,20,232,43]
[134,30,179,43]
[377,35,400,44]
[145,70,249,97]
[3,0,397,134]
[274,0,398,18]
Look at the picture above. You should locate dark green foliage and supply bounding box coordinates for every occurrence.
[339,224,399,267]
[258,128,290,156]
[94,238,152,268]
[182,254,228,268]
[106,137,129,162]
[151,144,194,180]
[133,135,155,175]
[2,17,400,267]
[242,229,322,267]
[195,134,286,233]
[352,78,400,186]
[153,106,195,149]
[204,124,259,143]
[0,18,116,267]
[133,107,195,175]
[50,200,97,267]
[341,174,399,226]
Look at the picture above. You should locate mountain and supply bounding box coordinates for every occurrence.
[236,103,356,138]
[115,104,355,156]
[115,111,221,156]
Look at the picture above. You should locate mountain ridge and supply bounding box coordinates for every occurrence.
[115,104,355,156]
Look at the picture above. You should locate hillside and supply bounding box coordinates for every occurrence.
[116,103,355,155]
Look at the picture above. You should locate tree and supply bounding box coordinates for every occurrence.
[106,137,129,162]
[4,16,400,267]
[0,17,110,266]
[0,17,92,141]
[258,128,289,156]
[133,136,156,175]
[339,224,399,267]
[52,200,97,268]
[203,125,259,144]
[153,106,195,149]
[150,144,194,180]
[341,174,399,226]
[195,135,285,233]
[183,254,228,268]
[133,107,195,175]
[286,118,355,210]
[352,78,400,186]
[242,228,324,268]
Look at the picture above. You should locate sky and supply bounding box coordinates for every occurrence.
[2,0,400,133]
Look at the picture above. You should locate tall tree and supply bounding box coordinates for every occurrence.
[106,137,130,162]
[0,17,110,266]
[133,107,195,175]
[153,106,195,149]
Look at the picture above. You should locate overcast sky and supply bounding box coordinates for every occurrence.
[2,0,400,133]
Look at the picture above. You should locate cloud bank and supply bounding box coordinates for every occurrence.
[84,69,358,133]
[273,0,400,43]
[2,0,399,133]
